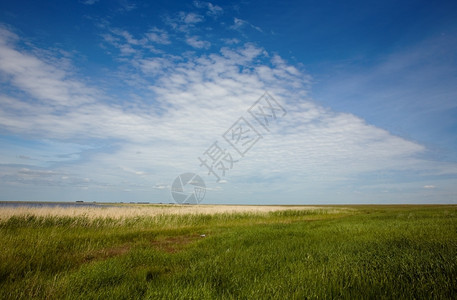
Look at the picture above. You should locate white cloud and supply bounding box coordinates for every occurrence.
[146,28,171,45]
[183,12,203,24]
[135,57,171,75]
[230,18,245,30]
[0,166,103,188]
[121,166,147,176]
[230,18,262,33]
[119,0,137,12]
[423,185,436,189]
[111,29,143,45]
[81,0,99,5]
[164,12,206,33]
[186,36,211,49]
[193,1,205,8]
[0,30,100,109]
[208,3,223,16]
[222,38,240,45]
[1,26,456,203]
[102,28,161,56]
[193,1,223,16]
[153,184,169,190]
[207,3,223,16]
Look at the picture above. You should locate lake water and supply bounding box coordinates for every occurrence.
[0,201,111,208]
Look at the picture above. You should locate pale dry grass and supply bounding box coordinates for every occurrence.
[0,204,330,220]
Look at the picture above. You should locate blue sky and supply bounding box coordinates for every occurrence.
[0,0,456,204]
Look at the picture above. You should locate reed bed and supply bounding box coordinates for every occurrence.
[0,204,327,220]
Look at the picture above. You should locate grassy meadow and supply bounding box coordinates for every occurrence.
[0,204,456,299]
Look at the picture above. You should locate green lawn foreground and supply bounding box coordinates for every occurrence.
[0,205,456,299]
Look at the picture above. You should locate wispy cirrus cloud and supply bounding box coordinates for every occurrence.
[312,32,457,147]
[230,18,262,33]
[0,27,99,108]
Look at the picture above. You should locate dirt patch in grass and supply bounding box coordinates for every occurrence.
[83,244,131,262]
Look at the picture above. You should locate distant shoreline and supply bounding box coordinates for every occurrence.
[0,201,455,207]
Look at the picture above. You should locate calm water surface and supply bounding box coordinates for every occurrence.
[0,202,111,208]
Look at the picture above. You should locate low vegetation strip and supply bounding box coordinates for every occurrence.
[0,204,327,220]
[0,205,456,299]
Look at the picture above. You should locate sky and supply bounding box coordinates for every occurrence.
[0,0,456,204]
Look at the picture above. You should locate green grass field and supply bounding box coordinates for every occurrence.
[0,205,456,299]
